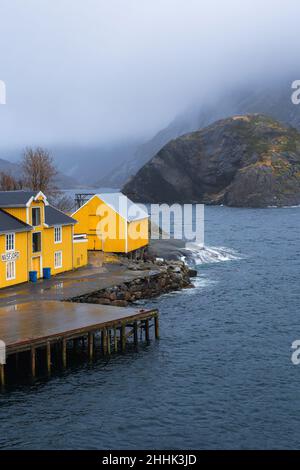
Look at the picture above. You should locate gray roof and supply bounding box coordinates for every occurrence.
[0,190,37,207]
[0,209,32,234]
[45,205,77,226]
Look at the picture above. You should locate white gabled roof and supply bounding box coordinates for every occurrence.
[71,192,149,222]
[97,192,149,222]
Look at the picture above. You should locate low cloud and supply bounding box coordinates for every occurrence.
[0,0,299,150]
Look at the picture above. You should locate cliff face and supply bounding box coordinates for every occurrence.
[123,114,300,207]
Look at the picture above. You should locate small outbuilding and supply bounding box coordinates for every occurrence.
[72,192,149,253]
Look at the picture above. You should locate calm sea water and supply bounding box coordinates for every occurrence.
[1,206,300,449]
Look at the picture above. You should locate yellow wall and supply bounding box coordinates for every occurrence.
[0,231,29,289]
[1,199,80,287]
[73,196,148,253]
[73,196,126,252]
[0,194,91,289]
[73,240,88,268]
[27,200,46,278]
[42,225,74,275]
[127,218,149,252]
[4,207,28,224]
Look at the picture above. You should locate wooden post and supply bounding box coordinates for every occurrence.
[121,323,126,352]
[101,330,104,354]
[31,346,36,377]
[102,329,108,355]
[145,319,150,343]
[107,330,111,355]
[88,332,94,360]
[154,315,160,339]
[46,341,51,374]
[114,327,118,353]
[62,338,67,368]
[0,364,5,387]
[133,321,138,349]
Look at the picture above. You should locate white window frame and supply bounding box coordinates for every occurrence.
[32,231,42,253]
[6,233,15,252]
[54,226,62,244]
[54,251,62,269]
[32,207,41,227]
[6,260,15,280]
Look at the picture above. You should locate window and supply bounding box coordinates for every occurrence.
[54,226,62,243]
[54,251,62,269]
[6,233,15,251]
[6,260,15,280]
[32,207,41,227]
[32,232,41,253]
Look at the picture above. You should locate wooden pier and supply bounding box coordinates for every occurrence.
[0,300,159,386]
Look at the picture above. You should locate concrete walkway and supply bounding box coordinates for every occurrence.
[0,259,160,308]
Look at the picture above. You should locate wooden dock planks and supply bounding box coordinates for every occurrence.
[0,301,158,353]
[0,300,159,385]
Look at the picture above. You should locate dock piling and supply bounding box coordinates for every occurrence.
[88,332,94,360]
[31,347,36,377]
[145,319,150,343]
[114,327,118,353]
[0,364,5,386]
[121,323,126,353]
[62,338,67,368]
[102,328,108,355]
[154,315,160,339]
[46,341,51,374]
[107,329,111,355]
[133,321,138,349]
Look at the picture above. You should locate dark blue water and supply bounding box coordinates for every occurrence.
[1,206,300,449]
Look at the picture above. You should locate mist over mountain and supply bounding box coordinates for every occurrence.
[123,114,300,207]
[48,141,143,187]
[106,78,300,188]
[1,77,299,190]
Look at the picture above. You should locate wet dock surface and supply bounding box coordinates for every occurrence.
[0,254,160,384]
[0,301,156,352]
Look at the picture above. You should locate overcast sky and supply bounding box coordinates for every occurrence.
[0,0,299,149]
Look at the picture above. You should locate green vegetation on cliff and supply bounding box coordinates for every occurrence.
[123,114,300,207]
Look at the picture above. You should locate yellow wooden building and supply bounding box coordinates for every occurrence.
[0,190,88,289]
[72,192,149,253]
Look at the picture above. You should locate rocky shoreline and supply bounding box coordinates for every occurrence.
[71,260,197,306]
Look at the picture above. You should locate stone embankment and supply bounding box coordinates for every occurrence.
[71,261,197,306]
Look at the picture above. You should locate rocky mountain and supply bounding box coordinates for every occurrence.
[108,79,300,188]
[123,114,300,207]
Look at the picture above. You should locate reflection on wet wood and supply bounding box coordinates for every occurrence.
[0,300,159,386]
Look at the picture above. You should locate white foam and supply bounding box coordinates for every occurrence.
[184,243,242,266]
